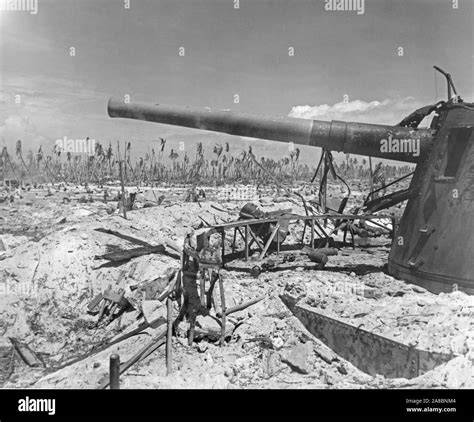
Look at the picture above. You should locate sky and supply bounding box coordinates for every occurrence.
[0,0,473,166]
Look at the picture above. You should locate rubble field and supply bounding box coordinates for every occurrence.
[1,183,473,389]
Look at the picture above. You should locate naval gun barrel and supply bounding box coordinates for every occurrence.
[107,97,434,163]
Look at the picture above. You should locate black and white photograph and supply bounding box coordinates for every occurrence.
[0,0,473,418]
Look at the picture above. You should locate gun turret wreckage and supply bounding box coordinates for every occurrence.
[108,67,474,294]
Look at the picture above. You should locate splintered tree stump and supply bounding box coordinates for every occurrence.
[181,271,202,345]
[206,272,219,310]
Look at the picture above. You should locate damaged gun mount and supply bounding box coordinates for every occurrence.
[108,66,474,294]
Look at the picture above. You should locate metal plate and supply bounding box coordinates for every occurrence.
[282,295,455,379]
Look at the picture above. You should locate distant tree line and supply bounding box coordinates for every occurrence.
[1,139,413,187]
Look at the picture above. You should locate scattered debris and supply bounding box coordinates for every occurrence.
[1,182,472,390]
[88,288,132,327]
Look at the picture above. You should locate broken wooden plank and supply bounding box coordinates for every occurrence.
[258,223,280,260]
[9,338,45,368]
[95,227,181,256]
[52,317,166,373]
[98,328,167,389]
[211,204,232,213]
[216,295,265,318]
[94,228,153,247]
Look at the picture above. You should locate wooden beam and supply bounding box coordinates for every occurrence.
[247,230,264,251]
[218,273,226,347]
[259,223,280,260]
[244,225,249,261]
[210,213,396,230]
[166,297,173,376]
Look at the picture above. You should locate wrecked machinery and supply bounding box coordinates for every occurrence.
[107,66,474,295]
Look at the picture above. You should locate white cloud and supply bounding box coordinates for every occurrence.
[287,97,431,166]
[288,97,422,126]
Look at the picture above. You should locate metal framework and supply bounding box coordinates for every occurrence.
[204,213,397,264]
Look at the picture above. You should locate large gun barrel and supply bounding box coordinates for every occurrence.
[108,97,434,163]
